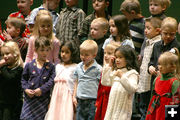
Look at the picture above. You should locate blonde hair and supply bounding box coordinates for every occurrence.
[149,0,171,10]
[145,17,162,29]
[80,39,98,55]
[1,41,23,68]
[91,17,109,31]
[161,17,178,31]
[105,41,121,52]
[120,0,141,14]
[32,10,54,40]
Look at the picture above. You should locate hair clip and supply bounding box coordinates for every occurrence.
[169,48,176,54]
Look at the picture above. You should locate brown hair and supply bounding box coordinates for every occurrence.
[149,0,171,10]
[145,17,162,29]
[120,0,141,14]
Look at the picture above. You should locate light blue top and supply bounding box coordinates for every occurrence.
[74,60,102,99]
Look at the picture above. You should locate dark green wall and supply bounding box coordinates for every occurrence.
[0,0,180,40]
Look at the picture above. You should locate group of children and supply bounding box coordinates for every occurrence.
[0,0,180,120]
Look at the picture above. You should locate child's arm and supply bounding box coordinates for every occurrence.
[25,36,35,63]
[73,79,78,108]
[0,59,6,68]
[77,9,86,32]
[101,64,113,86]
[52,38,60,64]
[171,80,180,105]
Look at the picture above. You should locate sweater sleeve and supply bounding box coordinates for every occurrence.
[52,38,60,64]
[25,36,35,63]
[101,64,113,86]
[21,63,30,90]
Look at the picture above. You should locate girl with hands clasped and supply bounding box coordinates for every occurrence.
[101,45,139,120]
[20,37,55,120]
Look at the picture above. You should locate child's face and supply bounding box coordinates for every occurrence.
[39,21,52,37]
[158,61,175,74]
[109,19,118,37]
[90,22,106,40]
[104,47,114,64]
[17,0,32,15]
[6,23,19,38]
[92,0,109,12]
[36,46,50,62]
[80,49,95,66]
[178,23,180,35]
[47,0,60,10]
[1,47,16,66]
[161,27,176,45]
[65,0,78,8]
[149,1,166,15]
[145,21,160,39]
[115,50,127,69]
[60,45,72,64]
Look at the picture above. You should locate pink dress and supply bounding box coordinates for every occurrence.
[45,64,77,120]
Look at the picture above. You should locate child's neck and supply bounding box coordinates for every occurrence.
[36,59,46,68]
[63,61,73,66]
[95,11,106,18]
[83,60,94,71]
[115,35,121,42]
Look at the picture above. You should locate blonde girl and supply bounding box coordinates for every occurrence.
[0,41,23,120]
[103,15,134,49]
[25,10,60,64]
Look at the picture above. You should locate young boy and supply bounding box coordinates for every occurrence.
[90,17,109,65]
[8,0,34,37]
[120,0,145,55]
[55,0,86,44]
[4,17,28,61]
[28,0,60,34]
[73,40,102,120]
[137,17,162,120]
[149,0,171,20]
[78,0,110,43]
[148,17,180,89]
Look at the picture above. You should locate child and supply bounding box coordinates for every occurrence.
[25,10,60,64]
[178,22,180,35]
[148,17,180,89]
[55,0,86,44]
[120,0,145,54]
[45,41,79,120]
[78,0,110,43]
[20,36,55,120]
[146,51,180,120]
[0,41,24,120]
[8,0,33,37]
[28,0,60,34]
[95,41,120,120]
[103,15,134,49]
[101,45,139,120]
[90,17,109,65]
[137,17,162,120]
[73,40,102,120]
[149,0,171,20]
[3,17,28,61]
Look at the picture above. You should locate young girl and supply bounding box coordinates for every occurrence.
[146,51,180,120]
[0,41,24,120]
[25,10,60,64]
[101,45,139,120]
[45,41,79,120]
[95,42,120,120]
[20,36,55,120]
[103,15,134,49]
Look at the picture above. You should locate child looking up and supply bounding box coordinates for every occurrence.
[73,40,102,120]
[20,36,55,120]
[101,45,139,120]
[4,17,28,61]
[90,17,109,65]
[146,51,180,120]
[25,10,60,64]
[45,41,79,120]
[103,15,134,49]
[137,17,162,120]
[149,0,171,20]
[0,41,24,120]
[55,0,86,44]
[95,41,120,120]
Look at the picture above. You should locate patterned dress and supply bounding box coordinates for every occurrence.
[45,64,77,120]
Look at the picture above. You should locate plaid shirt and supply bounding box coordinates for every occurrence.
[55,7,86,43]
[138,35,161,93]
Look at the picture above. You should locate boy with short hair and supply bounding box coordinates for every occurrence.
[55,0,86,44]
[137,17,162,120]
[90,17,109,65]
[73,39,102,120]
[78,0,110,43]
[149,0,171,20]
[120,0,145,55]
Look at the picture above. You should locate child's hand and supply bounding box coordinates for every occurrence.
[25,89,35,98]
[115,69,124,78]
[149,66,157,75]
[34,88,42,96]
[109,56,115,67]
[72,96,77,108]
[3,30,12,41]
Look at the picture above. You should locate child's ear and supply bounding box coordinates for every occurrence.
[162,5,167,12]
[155,28,161,34]
[130,10,136,15]
[16,28,21,35]
[30,0,34,6]
[106,1,109,7]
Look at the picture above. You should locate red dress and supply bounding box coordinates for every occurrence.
[94,78,111,120]
[146,74,178,120]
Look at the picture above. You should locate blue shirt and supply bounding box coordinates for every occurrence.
[74,60,102,99]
